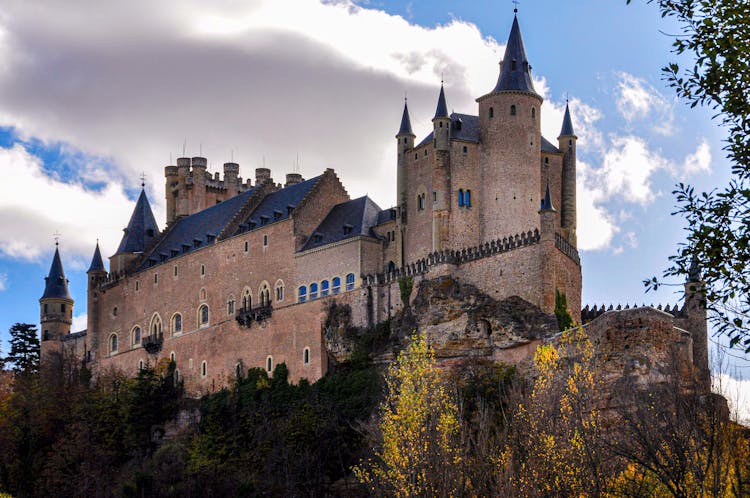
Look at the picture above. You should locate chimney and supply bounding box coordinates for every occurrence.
[285,173,303,187]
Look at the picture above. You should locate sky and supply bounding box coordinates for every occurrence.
[0,0,747,416]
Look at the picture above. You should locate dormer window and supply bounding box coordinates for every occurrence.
[313,233,323,243]
[343,224,352,235]
[273,210,282,220]
[287,205,295,215]
[455,118,462,130]
[193,239,202,248]
[511,59,517,70]
[182,244,190,253]
[249,220,257,229]
[206,234,215,243]
[260,215,269,226]
[171,249,178,257]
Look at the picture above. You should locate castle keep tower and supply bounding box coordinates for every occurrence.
[40,244,74,357]
[477,14,543,240]
[395,99,415,267]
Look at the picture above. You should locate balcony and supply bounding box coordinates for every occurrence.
[142,334,163,354]
[236,304,273,328]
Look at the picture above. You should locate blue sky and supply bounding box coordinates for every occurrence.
[0,0,745,409]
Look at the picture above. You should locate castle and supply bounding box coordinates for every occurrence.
[38,14,710,394]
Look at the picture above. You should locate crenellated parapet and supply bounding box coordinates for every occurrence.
[581,302,688,323]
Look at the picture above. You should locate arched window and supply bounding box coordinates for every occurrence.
[150,314,162,339]
[544,157,549,165]
[132,326,141,346]
[321,280,330,297]
[346,273,356,291]
[200,288,207,301]
[510,105,516,116]
[227,296,235,315]
[259,282,271,307]
[275,280,285,302]
[242,287,252,310]
[458,189,464,207]
[310,283,319,300]
[170,351,175,362]
[465,190,472,207]
[303,347,310,366]
[332,277,341,295]
[198,305,209,327]
[109,334,118,355]
[171,313,182,335]
[388,261,396,273]
[489,107,494,118]
[298,285,307,303]
[138,360,144,371]
[266,356,273,373]
[201,361,207,377]
[174,369,180,383]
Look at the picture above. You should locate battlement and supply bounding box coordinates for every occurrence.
[581,302,687,323]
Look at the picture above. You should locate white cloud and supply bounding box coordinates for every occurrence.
[0,144,135,263]
[713,372,750,425]
[682,139,712,175]
[0,272,7,291]
[599,135,670,205]
[615,72,675,136]
[576,161,619,251]
[72,313,88,333]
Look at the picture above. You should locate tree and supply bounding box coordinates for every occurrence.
[629,0,750,350]
[5,323,40,375]
[354,331,464,497]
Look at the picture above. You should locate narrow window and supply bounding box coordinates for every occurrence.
[511,59,517,70]
[172,313,182,334]
[201,361,207,377]
[275,280,284,302]
[173,265,178,277]
[465,190,472,207]
[310,283,318,300]
[439,121,443,128]
[433,191,437,203]
[531,107,536,119]
[43,303,48,314]
[244,241,249,253]
[489,107,494,118]
[298,286,307,303]
[61,303,66,313]
[415,152,418,159]
[266,356,273,373]
[569,139,573,147]
[110,334,118,354]
[463,145,468,154]
[424,149,428,157]
[303,347,310,366]
[510,105,516,116]
[321,280,330,297]
[170,351,175,362]
[227,299,235,315]
[403,138,407,144]
[174,369,179,382]
[132,326,141,346]
[458,189,464,207]
[154,273,158,285]
[200,264,205,276]
[113,306,118,316]
[151,316,162,338]
[43,330,49,340]
[236,363,242,378]
[263,234,268,247]
[199,305,209,327]
[346,273,355,291]
[544,157,549,165]
[332,277,341,295]
[242,289,252,310]
[139,360,144,371]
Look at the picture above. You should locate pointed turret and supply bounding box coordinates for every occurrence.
[40,245,74,352]
[115,189,160,255]
[540,183,555,211]
[41,246,72,300]
[87,242,106,274]
[397,99,414,137]
[433,84,449,119]
[492,15,537,95]
[432,84,451,151]
[688,254,701,282]
[559,102,576,138]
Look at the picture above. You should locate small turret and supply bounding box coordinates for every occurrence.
[110,189,160,273]
[558,102,577,243]
[223,162,240,197]
[255,168,272,185]
[396,98,415,206]
[432,84,451,151]
[40,245,74,355]
[173,157,191,221]
[684,256,709,390]
[86,242,107,357]
[191,157,208,213]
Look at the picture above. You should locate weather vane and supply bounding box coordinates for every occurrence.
[53,231,61,246]
[513,0,519,13]
[140,172,147,188]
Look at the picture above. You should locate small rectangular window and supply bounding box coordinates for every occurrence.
[135,281,139,291]
[433,192,437,202]
[154,273,158,284]
[263,234,268,247]
[244,241,249,253]
[61,303,66,313]
[173,265,178,277]
[227,300,235,315]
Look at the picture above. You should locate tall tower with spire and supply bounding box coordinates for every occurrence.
[476,13,543,240]
[86,242,107,356]
[396,98,415,266]
[432,84,452,251]
[559,102,577,244]
[39,244,74,358]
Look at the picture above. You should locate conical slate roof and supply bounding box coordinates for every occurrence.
[688,255,701,282]
[397,100,414,136]
[492,16,537,95]
[560,102,576,137]
[433,84,449,119]
[41,246,72,300]
[115,189,160,254]
[87,242,106,273]
[540,183,555,211]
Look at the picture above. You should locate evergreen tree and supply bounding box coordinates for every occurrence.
[5,323,40,375]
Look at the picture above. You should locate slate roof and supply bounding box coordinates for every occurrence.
[560,102,576,137]
[540,183,555,211]
[236,175,322,235]
[377,207,397,225]
[433,85,449,119]
[41,247,72,300]
[492,15,537,95]
[87,242,106,273]
[140,187,257,269]
[541,137,560,153]
[301,196,382,252]
[417,113,557,153]
[116,189,160,255]
[397,100,414,136]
